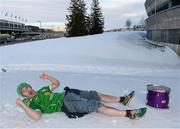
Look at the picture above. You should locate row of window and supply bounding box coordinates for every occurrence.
[147,30,180,44]
[148,0,180,16]
[0,22,26,29]
[172,0,180,6]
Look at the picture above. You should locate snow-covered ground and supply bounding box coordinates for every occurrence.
[0,31,180,128]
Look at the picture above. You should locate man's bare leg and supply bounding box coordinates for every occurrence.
[97,105,127,117]
[97,92,121,103]
[97,105,147,119]
[97,91,135,105]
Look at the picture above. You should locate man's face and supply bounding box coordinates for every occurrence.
[21,86,35,98]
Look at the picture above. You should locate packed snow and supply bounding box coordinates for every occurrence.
[0,31,180,128]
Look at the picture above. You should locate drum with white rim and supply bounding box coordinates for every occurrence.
[146,84,171,109]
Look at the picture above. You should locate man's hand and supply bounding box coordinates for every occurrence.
[16,98,23,106]
[39,72,60,91]
[39,72,48,80]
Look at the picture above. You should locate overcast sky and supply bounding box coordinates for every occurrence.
[0,0,147,29]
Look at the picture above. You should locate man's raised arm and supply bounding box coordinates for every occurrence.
[39,72,60,91]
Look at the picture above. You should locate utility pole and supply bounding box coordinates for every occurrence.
[37,20,41,28]
[155,0,157,14]
[154,0,157,45]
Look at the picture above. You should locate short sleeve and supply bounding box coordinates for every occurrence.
[23,98,30,106]
[23,98,42,111]
[29,102,42,111]
[39,86,52,93]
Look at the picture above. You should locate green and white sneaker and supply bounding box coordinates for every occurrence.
[128,107,147,119]
[122,91,135,106]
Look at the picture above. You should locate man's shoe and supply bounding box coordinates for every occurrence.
[122,91,135,106]
[128,107,147,119]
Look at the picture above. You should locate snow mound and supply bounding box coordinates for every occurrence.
[0,31,180,75]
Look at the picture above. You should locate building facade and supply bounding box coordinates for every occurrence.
[145,0,180,56]
[0,19,65,44]
[0,19,28,37]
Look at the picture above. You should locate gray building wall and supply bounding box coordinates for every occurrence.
[0,19,28,32]
[146,6,180,30]
[145,0,180,56]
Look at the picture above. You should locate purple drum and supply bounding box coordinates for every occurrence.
[146,84,171,109]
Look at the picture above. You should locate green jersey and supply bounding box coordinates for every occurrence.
[23,86,65,113]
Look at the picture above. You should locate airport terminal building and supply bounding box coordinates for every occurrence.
[0,19,28,37]
[0,19,64,44]
[145,0,180,56]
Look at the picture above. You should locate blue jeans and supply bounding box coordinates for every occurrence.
[63,90,103,113]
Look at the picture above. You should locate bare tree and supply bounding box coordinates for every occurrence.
[125,19,132,30]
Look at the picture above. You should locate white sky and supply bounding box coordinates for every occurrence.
[0,0,147,29]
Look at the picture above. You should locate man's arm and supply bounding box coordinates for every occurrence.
[16,98,42,120]
[39,72,60,91]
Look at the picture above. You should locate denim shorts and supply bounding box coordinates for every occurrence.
[63,90,103,113]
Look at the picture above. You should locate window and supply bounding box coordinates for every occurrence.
[172,0,180,7]
[156,4,169,13]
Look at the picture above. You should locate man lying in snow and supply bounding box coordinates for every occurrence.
[16,72,147,120]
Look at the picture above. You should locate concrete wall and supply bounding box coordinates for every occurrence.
[147,29,180,56]
[166,43,180,56]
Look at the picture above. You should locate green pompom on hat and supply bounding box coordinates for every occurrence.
[17,82,32,97]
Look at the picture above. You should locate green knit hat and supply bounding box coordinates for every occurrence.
[17,82,32,97]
